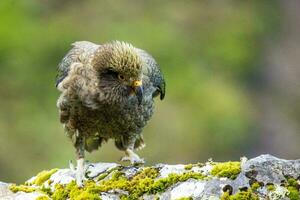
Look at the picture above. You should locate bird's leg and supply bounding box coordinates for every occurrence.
[121,136,145,165]
[75,135,85,186]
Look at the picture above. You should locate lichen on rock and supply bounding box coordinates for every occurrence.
[32,169,59,186]
[36,195,51,200]
[221,190,259,200]
[1,155,300,199]
[9,184,37,193]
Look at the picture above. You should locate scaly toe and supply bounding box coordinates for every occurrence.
[120,156,145,165]
[132,158,145,165]
[69,160,76,172]
[76,171,85,187]
[120,156,131,162]
[76,179,84,187]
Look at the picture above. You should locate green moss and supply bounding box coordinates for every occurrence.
[266,184,275,191]
[286,178,300,200]
[184,163,205,170]
[41,185,52,196]
[96,166,123,181]
[9,184,36,193]
[148,172,205,193]
[9,166,206,199]
[287,178,298,188]
[230,191,259,200]
[97,172,110,181]
[36,196,50,200]
[97,167,160,199]
[184,164,194,170]
[250,182,260,191]
[33,169,58,186]
[220,192,230,200]
[9,168,58,195]
[98,168,205,199]
[51,184,69,200]
[176,197,193,200]
[221,190,259,200]
[47,179,53,185]
[119,196,127,200]
[211,161,241,179]
[287,186,300,200]
[51,181,101,200]
[49,167,206,200]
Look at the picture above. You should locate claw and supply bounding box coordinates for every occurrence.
[69,158,96,186]
[121,156,145,165]
[121,149,145,165]
[69,158,94,186]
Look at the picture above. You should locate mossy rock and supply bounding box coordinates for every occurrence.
[2,155,300,199]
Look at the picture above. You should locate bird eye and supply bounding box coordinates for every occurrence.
[118,74,125,81]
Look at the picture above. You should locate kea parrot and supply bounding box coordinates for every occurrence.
[56,41,165,185]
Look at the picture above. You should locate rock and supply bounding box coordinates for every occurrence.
[0,182,45,200]
[0,182,14,199]
[242,154,300,184]
[1,155,299,199]
[168,179,206,199]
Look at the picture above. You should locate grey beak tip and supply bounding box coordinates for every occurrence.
[135,86,143,105]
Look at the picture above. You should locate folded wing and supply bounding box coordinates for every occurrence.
[56,41,99,88]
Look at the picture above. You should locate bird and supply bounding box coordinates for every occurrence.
[55,41,165,185]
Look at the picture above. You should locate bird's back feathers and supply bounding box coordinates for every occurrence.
[56,41,99,88]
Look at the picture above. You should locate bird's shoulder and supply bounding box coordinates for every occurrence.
[56,41,100,87]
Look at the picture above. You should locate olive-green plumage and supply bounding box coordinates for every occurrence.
[56,40,165,185]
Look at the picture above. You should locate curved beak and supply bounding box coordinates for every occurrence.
[132,80,143,105]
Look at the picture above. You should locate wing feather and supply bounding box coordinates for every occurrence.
[56,41,99,87]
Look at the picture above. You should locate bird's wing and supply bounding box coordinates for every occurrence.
[56,41,99,88]
[137,49,166,100]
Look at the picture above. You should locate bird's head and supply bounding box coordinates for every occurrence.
[92,41,144,105]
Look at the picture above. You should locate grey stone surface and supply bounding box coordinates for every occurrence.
[242,154,300,184]
[1,155,299,199]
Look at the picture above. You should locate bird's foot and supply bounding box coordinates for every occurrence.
[121,156,145,165]
[121,150,145,165]
[76,158,85,187]
[69,160,94,172]
[69,158,93,186]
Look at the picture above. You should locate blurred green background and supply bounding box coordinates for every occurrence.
[1,0,300,183]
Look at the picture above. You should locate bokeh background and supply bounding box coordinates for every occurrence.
[1,0,300,183]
